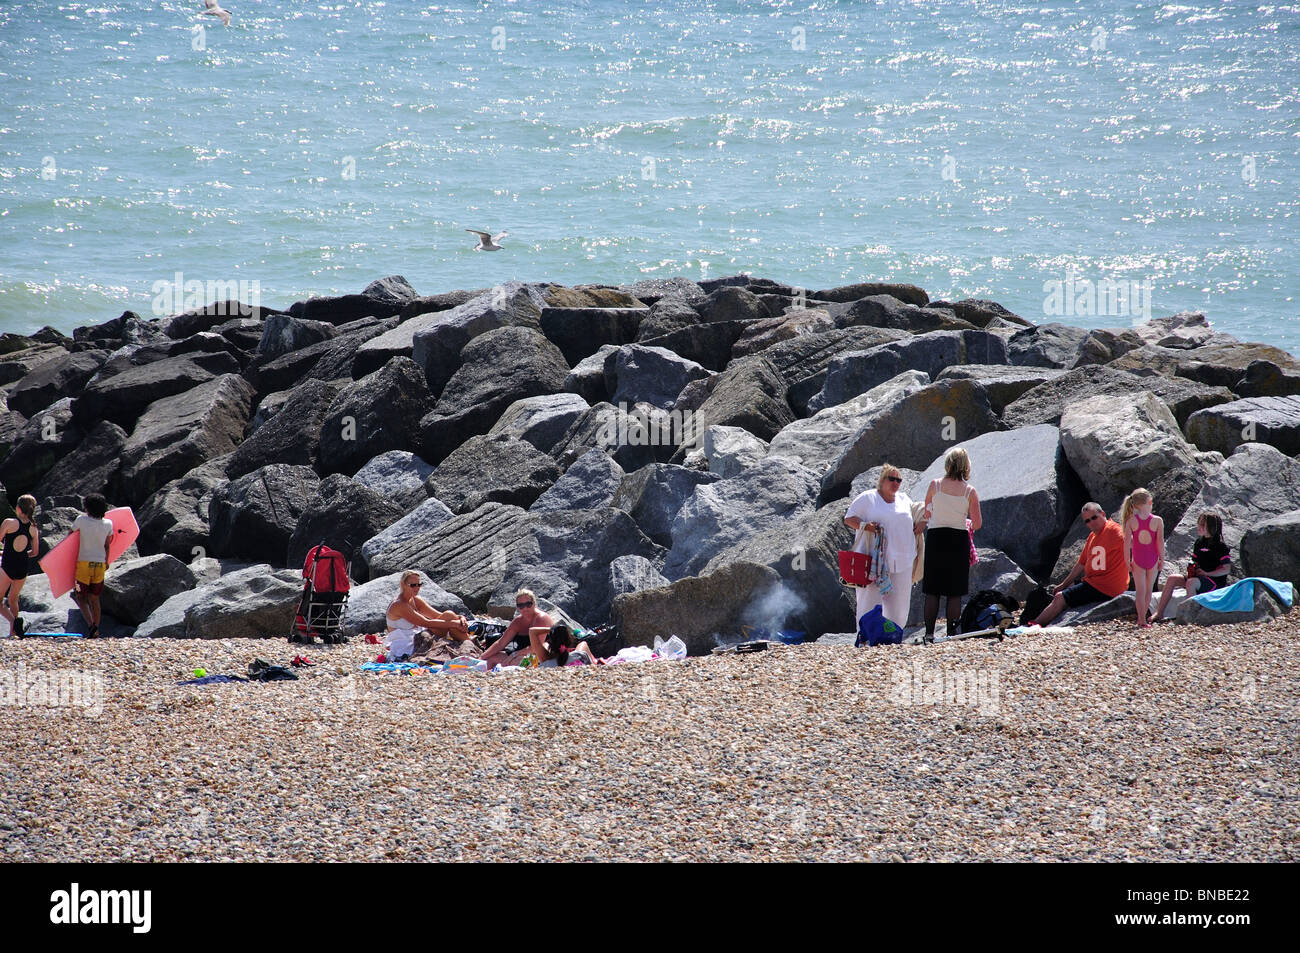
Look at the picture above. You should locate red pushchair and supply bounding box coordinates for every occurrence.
[289,543,351,644]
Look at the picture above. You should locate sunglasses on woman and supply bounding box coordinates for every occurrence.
[516,600,534,608]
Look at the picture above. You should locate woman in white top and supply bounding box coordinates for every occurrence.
[385,569,470,660]
[844,463,927,628]
[921,447,983,640]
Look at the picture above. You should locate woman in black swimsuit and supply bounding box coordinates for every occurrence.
[1,494,39,639]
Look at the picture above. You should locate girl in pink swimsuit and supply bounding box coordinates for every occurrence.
[1122,488,1164,628]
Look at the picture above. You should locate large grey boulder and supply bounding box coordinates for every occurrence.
[1175,579,1291,626]
[207,464,321,564]
[0,343,67,386]
[180,565,305,639]
[610,561,783,657]
[164,302,282,340]
[100,554,197,626]
[530,448,625,513]
[359,497,456,575]
[695,285,768,324]
[616,277,706,306]
[820,379,1001,501]
[73,351,242,430]
[1240,510,1300,586]
[0,399,83,494]
[809,330,1008,413]
[538,306,646,365]
[340,570,470,638]
[907,424,1086,579]
[811,281,929,307]
[731,307,834,358]
[226,378,343,479]
[610,463,721,547]
[32,420,127,500]
[1233,360,1300,399]
[287,275,417,326]
[1166,443,1300,566]
[831,295,977,334]
[603,344,711,410]
[115,374,255,506]
[411,281,548,397]
[1002,364,1235,429]
[636,321,751,371]
[934,364,1064,415]
[1131,311,1215,349]
[399,288,490,321]
[7,349,109,418]
[701,426,768,478]
[487,393,590,454]
[317,356,433,476]
[418,326,570,465]
[351,309,458,378]
[1060,391,1222,513]
[1072,328,1144,368]
[484,508,665,624]
[548,401,678,472]
[424,433,562,514]
[562,345,618,405]
[663,456,820,580]
[701,501,856,637]
[1006,323,1091,368]
[608,555,670,599]
[768,371,930,475]
[680,357,794,447]
[352,450,435,512]
[367,500,662,624]
[1111,339,1300,391]
[256,313,337,361]
[287,473,405,575]
[136,455,231,560]
[633,297,703,341]
[1186,396,1300,458]
[944,299,1034,329]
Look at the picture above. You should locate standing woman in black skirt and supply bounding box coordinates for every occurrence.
[922,448,982,640]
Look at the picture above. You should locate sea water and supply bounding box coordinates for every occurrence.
[1,0,1296,353]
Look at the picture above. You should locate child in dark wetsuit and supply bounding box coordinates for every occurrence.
[1153,511,1232,622]
[1,494,39,639]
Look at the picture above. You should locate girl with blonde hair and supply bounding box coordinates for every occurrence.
[1121,488,1163,628]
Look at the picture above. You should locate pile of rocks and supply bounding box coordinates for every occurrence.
[3,275,1298,649]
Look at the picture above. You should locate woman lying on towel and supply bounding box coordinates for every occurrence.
[528,622,595,667]
[385,569,475,663]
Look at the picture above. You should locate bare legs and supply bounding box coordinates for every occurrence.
[1133,566,1158,627]
[0,573,24,637]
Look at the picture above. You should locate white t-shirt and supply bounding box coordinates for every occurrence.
[74,515,114,563]
[846,489,917,574]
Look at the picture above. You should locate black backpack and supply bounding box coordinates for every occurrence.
[960,589,1022,633]
[1019,586,1053,626]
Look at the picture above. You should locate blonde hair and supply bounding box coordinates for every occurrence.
[1120,488,1153,529]
[515,588,535,603]
[943,448,971,481]
[876,464,902,492]
[399,569,421,587]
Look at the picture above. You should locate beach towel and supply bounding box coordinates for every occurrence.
[176,674,249,685]
[1188,577,1293,614]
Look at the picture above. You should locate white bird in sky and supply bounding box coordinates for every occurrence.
[466,228,509,251]
[202,0,232,27]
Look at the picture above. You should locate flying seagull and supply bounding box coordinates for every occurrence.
[466,228,509,251]
[202,0,232,26]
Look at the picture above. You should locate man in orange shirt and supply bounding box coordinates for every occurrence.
[1030,503,1129,626]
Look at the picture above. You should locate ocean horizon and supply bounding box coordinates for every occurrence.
[1,0,1297,353]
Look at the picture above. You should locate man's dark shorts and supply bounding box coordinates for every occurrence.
[1062,580,1107,608]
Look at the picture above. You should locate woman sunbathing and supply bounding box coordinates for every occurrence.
[528,622,595,667]
[385,570,471,661]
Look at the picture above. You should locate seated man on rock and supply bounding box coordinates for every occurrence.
[479,588,554,668]
[1030,502,1130,627]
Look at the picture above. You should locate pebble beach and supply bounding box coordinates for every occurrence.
[3,617,1296,863]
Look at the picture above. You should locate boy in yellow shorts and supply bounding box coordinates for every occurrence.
[73,494,113,638]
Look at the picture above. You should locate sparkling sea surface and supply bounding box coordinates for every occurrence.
[1,0,1297,353]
